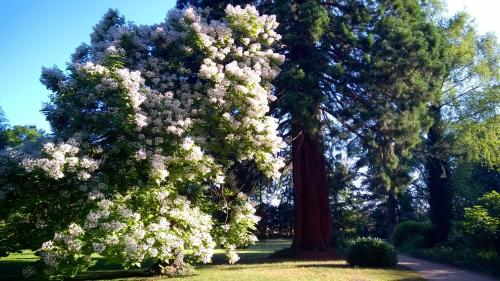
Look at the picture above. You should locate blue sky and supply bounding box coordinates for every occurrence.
[0,0,176,132]
[0,0,498,132]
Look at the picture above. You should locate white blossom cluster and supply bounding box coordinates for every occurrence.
[116,68,148,128]
[225,5,281,45]
[191,5,286,179]
[76,61,149,129]
[225,244,240,264]
[22,139,99,181]
[217,192,260,263]
[39,186,216,271]
[40,223,87,268]
[35,4,285,278]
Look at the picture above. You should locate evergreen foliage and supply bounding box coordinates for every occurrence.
[323,0,446,239]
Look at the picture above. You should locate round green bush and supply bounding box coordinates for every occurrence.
[392,220,433,250]
[346,237,397,267]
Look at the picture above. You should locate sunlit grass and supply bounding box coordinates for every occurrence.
[0,240,423,281]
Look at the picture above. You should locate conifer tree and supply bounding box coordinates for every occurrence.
[268,0,333,252]
[323,0,445,239]
[179,0,334,252]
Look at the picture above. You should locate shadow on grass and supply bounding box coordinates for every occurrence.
[209,253,294,265]
[75,269,151,281]
[79,240,294,280]
[0,261,37,281]
[4,239,361,281]
[383,278,424,281]
[0,239,347,281]
[294,263,411,269]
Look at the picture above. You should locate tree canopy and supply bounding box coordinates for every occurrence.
[2,5,285,280]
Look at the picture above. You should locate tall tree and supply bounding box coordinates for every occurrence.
[2,6,285,279]
[425,105,453,242]
[266,0,333,252]
[179,0,334,252]
[323,0,445,239]
[425,11,499,242]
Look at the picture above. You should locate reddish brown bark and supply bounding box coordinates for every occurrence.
[291,118,332,251]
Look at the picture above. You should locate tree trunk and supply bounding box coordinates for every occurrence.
[291,117,332,251]
[427,157,452,243]
[426,106,452,243]
[386,190,398,240]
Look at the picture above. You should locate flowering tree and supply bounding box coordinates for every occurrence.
[16,5,284,280]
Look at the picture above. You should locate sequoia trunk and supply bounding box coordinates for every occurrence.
[291,118,332,251]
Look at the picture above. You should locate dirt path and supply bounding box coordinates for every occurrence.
[398,254,498,281]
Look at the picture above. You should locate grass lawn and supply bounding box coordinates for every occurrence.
[0,239,423,281]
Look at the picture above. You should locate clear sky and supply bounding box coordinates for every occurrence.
[0,0,498,132]
[445,0,500,35]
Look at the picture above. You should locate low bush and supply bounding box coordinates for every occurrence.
[346,237,397,267]
[462,191,500,252]
[392,221,433,251]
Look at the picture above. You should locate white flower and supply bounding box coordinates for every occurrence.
[149,248,158,257]
[93,242,106,254]
[68,223,84,237]
[135,149,147,160]
[188,146,203,161]
[135,113,148,128]
[33,3,284,275]
[151,154,169,180]
[198,58,219,79]
[105,235,119,246]
[41,241,54,251]
[225,245,240,264]
[21,139,99,181]
[214,174,225,185]
[182,138,195,150]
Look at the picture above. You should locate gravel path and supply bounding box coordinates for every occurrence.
[398,254,498,281]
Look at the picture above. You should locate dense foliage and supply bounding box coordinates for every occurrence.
[462,191,500,252]
[0,0,498,279]
[1,5,286,280]
[320,0,446,240]
[392,221,433,251]
[424,10,500,243]
[392,191,500,276]
[346,237,397,268]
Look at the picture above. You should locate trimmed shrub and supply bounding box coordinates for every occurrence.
[346,237,397,267]
[392,221,433,250]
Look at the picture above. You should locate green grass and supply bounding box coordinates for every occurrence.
[0,240,423,281]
